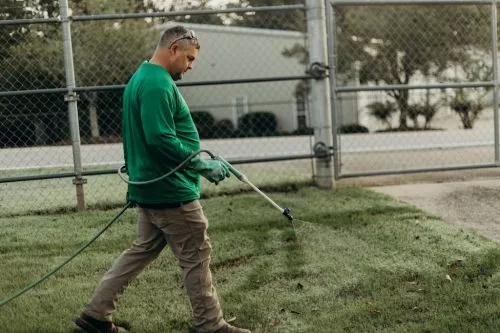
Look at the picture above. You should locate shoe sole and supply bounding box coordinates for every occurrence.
[74,316,109,333]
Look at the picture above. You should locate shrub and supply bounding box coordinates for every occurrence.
[338,124,369,134]
[450,98,483,129]
[407,103,438,129]
[238,111,278,136]
[366,101,397,129]
[212,119,234,138]
[292,127,313,135]
[191,111,215,138]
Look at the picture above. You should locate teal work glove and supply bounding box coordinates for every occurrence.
[190,157,230,185]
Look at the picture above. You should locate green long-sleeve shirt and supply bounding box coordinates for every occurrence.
[122,62,200,204]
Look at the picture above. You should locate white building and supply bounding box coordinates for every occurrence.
[157,22,308,133]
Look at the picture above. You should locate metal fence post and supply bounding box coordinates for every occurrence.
[59,0,86,210]
[306,0,335,188]
[491,1,499,165]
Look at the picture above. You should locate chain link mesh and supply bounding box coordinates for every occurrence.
[5,2,498,215]
[331,3,496,175]
[0,3,310,216]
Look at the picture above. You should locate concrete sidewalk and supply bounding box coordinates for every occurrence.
[369,177,500,244]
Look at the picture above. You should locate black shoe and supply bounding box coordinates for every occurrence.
[74,314,129,333]
[210,323,251,333]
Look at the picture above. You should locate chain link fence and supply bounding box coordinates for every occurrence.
[328,1,500,177]
[4,1,499,216]
[0,1,315,216]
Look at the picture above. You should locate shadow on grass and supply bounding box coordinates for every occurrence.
[310,205,427,230]
[211,254,254,272]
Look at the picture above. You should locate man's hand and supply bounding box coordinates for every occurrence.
[190,157,230,185]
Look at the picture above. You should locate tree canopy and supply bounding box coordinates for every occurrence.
[226,0,305,31]
[0,0,159,144]
[0,0,58,61]
[1,0,158,90]
[341,5,491,128]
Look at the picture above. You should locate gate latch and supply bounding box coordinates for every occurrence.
[306,62,329,79]
[313,142,333,159]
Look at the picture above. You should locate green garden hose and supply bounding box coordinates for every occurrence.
[0,201,132,309]
[0,149,292,309]
[0,150,210,309]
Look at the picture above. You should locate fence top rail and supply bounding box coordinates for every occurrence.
[0,4,305,26]
[72,4,305,22]
[330,0,493,5]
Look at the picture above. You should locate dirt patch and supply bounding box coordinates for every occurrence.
[370,179,500,244]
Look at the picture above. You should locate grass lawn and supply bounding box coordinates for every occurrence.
[1,186,500,333]
[0,161,312,217]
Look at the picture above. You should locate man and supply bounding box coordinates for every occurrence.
[74,25,251,333]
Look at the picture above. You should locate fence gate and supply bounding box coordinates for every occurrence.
[326,0,500,179]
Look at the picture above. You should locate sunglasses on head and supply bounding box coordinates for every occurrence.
[168,30,197,47]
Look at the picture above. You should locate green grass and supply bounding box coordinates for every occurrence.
[2,186,500,333]
[0,161,312,217]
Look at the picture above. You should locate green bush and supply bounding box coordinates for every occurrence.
[191,111,215,139]
[212,119,234,138]
[292,127,313,135]
[366,101,397,129]
[237,111,278,136]
[338,123,369,134]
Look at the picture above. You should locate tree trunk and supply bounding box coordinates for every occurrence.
[396,89,409,129]
[462,113,473,129]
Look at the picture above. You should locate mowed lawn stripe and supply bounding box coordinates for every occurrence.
[1,187,500,333]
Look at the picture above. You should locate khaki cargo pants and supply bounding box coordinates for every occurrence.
[83,200,225,333]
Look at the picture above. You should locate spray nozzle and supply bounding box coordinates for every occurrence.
[283,207,293,221]
[214,155,293,221]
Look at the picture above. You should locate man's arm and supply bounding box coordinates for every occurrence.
[140,85,230,184]
[140,87,192,164]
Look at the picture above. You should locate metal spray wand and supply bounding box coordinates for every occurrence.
[216,156,293,221]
